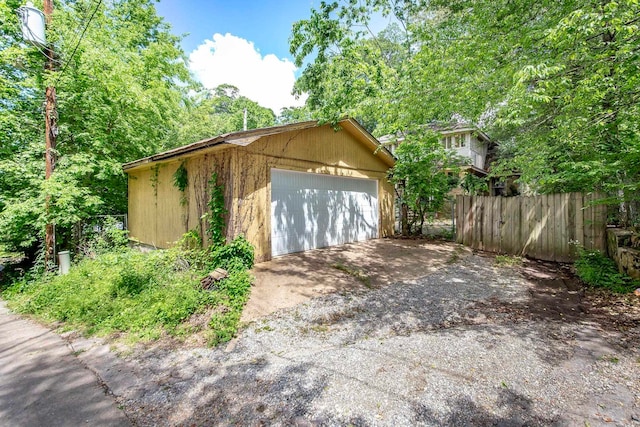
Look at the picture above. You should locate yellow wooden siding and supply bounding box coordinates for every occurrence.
[244,124,389,174]
[127,124,394,260]
[128,168,157,247]
[128,162,190,248]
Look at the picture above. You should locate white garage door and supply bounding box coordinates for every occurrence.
[271,169,379,257]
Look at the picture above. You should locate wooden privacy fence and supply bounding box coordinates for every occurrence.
[455,193,607,262]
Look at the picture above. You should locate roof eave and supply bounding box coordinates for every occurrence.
[123,118,394,172]
[122,120,321,172]
[339,118,395,167]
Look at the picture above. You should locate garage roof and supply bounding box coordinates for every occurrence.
[123,118,395,172]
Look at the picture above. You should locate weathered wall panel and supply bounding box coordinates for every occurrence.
[128,168,158,247]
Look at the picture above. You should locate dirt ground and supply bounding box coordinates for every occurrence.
[478,254,640,351]
[243,238,468,321]
[63,242,640,426]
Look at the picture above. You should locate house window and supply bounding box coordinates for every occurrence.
[442,134,467,149]
[458,134,467,148]
[451,134,466,148]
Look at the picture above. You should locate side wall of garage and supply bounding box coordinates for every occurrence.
[127,145,236,249]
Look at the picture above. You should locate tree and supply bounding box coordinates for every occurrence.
[291,0,640,224]
[0,0,192,255]
[460,174,488,196]
[289,1,466,234]
[276,106,313,125]
[176,84,276,145]
[388,131,460,235]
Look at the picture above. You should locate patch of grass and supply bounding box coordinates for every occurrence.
[575,247,638,294]
[494,255,523,267]
[2,237,254,347]
[332,263,371,288]
[310,324,330,333]
[446,246,466,264]
[254,324,274,333]
[299,324,330,335]
[599,355,619,364]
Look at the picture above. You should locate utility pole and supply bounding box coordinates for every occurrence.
[43,0,57,267]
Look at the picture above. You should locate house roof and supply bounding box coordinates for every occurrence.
[123,118,395,172]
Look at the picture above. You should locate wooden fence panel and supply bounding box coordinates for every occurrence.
[456,193,607,262]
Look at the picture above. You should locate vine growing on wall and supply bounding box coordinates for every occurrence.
[207,172,227,248]
[172,161,189,205]
[150,164,160,201]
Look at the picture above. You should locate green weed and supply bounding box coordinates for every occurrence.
[332,263,371,288]
[574,247,638,293]
[2,237,254,347]
[599,355,619,364]
[254,324,274,333]
[494,255,523,267]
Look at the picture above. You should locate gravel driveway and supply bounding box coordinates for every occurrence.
[70,250,640,426]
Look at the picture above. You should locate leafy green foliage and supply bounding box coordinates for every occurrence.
[3,235,255,345]
[176,84,276,146]
[291,0,640,217]
[0,0,194,254]
[575,247,638,294]
[207,172,226,247]
[80,216,129,257]
[210,235,255,272]
[276,106,313,125]
[3,250,204,339]
[461,174,488,196]
[389,132,460,235]
[207,268,253,345]
[172,161,189,206]
[172,162,189,193]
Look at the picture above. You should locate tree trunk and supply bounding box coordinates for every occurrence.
[401,202,409,236]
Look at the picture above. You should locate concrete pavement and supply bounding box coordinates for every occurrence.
[0,300,130,426]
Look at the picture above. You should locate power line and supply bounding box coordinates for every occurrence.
[54,0,103,85]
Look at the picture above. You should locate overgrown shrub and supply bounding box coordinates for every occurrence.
[461,173,488,196]
[207,268,253,345]
[574,247,638,293]
[2,237,255,345]
[210,235,254,272]
[80,216,129,257]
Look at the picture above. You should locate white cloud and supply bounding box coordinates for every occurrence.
[189,33,306,114]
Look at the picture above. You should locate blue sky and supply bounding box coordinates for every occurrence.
[155,0,317,113]
[156,0,315,63]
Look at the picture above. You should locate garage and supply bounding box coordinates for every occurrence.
[124,118,395,262]
[271,169,379,256]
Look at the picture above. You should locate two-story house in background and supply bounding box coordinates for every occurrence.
[380,122,492,177]
[439,124,492,180]
[380,122,517,197]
